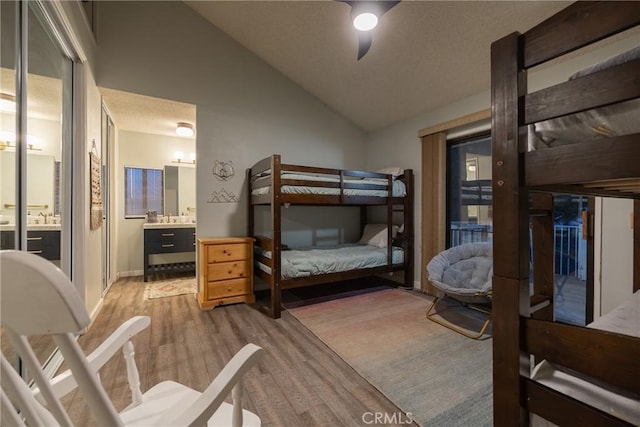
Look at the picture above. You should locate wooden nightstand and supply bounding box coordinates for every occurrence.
[197,237,255,310]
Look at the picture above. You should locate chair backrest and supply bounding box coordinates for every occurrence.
[1,250,122,426]
[1,250,89,335]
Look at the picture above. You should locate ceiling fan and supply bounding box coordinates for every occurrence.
[341,1,400,60]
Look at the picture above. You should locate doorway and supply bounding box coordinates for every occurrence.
[99,88,197,283]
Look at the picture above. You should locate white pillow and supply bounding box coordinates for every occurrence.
[376,167,404,177]
[358,224,399,248]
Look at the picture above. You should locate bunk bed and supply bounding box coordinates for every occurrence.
[247,154,414,318]
[491,2,640,426]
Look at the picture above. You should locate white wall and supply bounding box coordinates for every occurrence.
[116,130,195,275]
[85,68,103,317]
[597,198,634,316]
[96,1,367,243]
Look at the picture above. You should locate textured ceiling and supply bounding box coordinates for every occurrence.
[185,0,571,132]
[100,88,196,140]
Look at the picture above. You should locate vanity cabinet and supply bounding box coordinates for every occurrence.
[197,237,254,310]
[143,226,196,281]
[0,230,60,261]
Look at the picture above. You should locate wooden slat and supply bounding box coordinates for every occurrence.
[582,179,640,189]
[279,265,402,290]
[251,194,272,205]
[254,253,271,268]
[531,185,640,200]
[525,318,640,393]
[253,235,273,251]
[523,1,640,69]
[525,379,635,427]
[271,155,282,319]
[403,169,414,286]
[526,135,640,187]
[281,163,342,176]
[586,197,595,324]
[531,193,554,320]
[524,59,640,124]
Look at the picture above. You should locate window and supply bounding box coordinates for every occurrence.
[124,167,163,218]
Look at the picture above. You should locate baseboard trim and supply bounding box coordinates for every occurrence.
[119,270,143,277]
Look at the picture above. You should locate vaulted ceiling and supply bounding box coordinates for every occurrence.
[185,1,571,132]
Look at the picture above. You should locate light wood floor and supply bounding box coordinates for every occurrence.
[62,276,413,426]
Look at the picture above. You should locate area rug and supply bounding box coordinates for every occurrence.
[143,277,196,300]
[288,288,493,427]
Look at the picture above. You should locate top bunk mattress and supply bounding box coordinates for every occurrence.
[529,45,640,151]
[252,172,407,197]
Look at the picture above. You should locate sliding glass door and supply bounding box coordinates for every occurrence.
[1,0,75,374]
[446,134,592,326]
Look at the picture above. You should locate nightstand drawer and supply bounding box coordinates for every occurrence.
[207,278,250,299]
[207,243,251,263]
[206,260,249,281]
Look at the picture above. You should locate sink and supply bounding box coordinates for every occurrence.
[143,222,196,229]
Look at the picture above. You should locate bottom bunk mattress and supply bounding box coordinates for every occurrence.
[531,290,640,426]
[257,244,404,279]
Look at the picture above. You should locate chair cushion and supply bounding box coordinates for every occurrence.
[427,242,493,296]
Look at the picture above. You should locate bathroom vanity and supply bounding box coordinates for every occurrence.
[0,224,61,261]
[143,223,196,282]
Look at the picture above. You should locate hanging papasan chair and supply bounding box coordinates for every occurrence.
[426,242,493,339]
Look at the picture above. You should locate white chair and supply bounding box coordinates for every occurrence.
[0,250,263,426]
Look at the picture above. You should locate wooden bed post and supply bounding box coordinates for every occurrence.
[247,168,254,238]
[531,193,554,321]
[634,200,640,293]
[405,170,414,286]
[271,155,282,318]
[491,31,530,427]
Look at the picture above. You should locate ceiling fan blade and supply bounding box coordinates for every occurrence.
[378,1,401,16]
[357,32,373,60]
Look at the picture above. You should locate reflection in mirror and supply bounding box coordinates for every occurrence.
[0,1,74,372]
[164,165,196,219]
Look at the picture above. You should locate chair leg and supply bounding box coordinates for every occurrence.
[425,297,492,340]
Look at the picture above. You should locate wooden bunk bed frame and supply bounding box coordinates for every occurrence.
[491,2,640,426]
[247,154,414,319]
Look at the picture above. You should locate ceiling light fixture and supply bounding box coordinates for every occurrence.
[0,131,43,152]
[353,12,378,31]
[343,1,401,60]
[176,122,195,137]
[173,151,196,165]
[0,93,16,112]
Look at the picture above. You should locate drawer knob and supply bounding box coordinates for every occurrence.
[227,287,232,292]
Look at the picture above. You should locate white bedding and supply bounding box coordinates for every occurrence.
[529,45,640,151]
[531,290,640,426]
[257,244,404,279]
[251,172,407,197]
